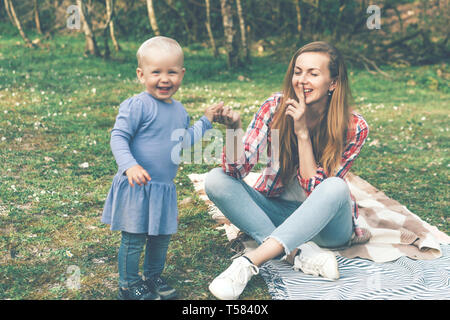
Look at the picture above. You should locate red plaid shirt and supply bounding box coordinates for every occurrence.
[221,93,369,233]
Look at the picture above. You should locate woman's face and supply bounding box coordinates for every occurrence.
[291,52,336,109]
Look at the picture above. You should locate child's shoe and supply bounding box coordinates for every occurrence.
[117,280,161,300]
[208,256,259,300]
[145,276,177,300]
[293,241,339,280]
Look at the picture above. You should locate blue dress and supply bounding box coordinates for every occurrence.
[101,92,212,235]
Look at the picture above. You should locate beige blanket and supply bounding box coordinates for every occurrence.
[188,172,450,263]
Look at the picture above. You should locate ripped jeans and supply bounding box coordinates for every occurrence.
[204,168,353,255]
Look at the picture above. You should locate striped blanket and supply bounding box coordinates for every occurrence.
[188,172,450,299]
[260,244,450,299]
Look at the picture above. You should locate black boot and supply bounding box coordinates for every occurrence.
[118,280,161,300]
[144,276,177,300]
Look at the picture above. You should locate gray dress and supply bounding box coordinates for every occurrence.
[101,92,212,235]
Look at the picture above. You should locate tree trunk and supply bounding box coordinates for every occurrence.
[183,3,200,42]
[205,0,218,57]
[146,0,160,36]
[33,0,43,34]
[103,32,110,59]
[295,0,302,34]
[4,0,35,47]
[220,0,239,68]
[4,0,14,23]
[77,0,100,56]
[106,0,120,51]
[235,0,250,63]
[165,0,192,43]
[333,3,346,41]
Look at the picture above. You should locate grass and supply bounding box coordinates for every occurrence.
[0,29,448,300]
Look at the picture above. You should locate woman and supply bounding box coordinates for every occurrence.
[204,42,369,300]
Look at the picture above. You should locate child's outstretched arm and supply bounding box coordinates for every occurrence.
[181,102,224,147]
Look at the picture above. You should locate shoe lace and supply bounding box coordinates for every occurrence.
[222,259,259,285]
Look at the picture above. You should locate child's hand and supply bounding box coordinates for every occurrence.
[125,164,151,187]
[216,105,242,129]
[204,102,224,123]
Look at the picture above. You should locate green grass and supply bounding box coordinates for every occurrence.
[0,30,448,300]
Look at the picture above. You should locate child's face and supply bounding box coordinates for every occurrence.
[136,50,185,103]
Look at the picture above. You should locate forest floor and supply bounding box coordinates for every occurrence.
[0,31,448,300]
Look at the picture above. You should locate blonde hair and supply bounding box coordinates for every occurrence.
[136,36,184,68]
[272,41,353,185]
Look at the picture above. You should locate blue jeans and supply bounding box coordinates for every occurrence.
[204,168,353,255]
[118,231,171,288]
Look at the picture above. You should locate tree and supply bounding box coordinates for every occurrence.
[77,0,100,56]
[295,0,302,35]
[106,0,120,51]
[220,0,239,68]
[4,0,35,47]
[165,0,193,43]
[33,0,42,34]
[205,0,218,57]
[146,0,160,36]
[235,0,250,63]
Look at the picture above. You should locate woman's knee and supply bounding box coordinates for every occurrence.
[319,177,350,202]
[204,167,229,199]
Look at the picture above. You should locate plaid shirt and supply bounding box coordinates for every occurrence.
[221,93,369,233]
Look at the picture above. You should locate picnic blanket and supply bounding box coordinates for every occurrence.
[188,172,450,299]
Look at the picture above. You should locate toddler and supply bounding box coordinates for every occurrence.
[101,36,223,300]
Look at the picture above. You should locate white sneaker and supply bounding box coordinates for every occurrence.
[209,256,259,300]
[293,241,339,280]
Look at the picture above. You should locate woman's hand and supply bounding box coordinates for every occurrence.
[204,101,224,123]
[125,164,151,187]
[285,85,308,139]
[216,105,242,129]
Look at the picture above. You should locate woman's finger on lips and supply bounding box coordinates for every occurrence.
[298,84,306,101]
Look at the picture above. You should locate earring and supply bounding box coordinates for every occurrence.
[328,90,333,96]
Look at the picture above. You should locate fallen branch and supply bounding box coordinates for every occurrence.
[356,53,391,78]
[383,30,422,49]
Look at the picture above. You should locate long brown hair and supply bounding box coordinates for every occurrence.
[271,41,353,185]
